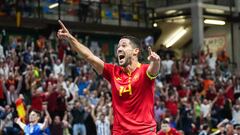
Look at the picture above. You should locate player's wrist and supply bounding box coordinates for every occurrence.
[66,34,74,41]
[150,59,160,65]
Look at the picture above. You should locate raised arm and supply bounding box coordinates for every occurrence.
[15,118,26,130]
[62,111,71,128]
[16,76,23,94]
[146,47,160,79]
[57,20,104,74]
[2,79,8,94]
[40,116,49,131]
[44,106,52,125]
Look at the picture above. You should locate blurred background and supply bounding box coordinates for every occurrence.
[0,0,240,135]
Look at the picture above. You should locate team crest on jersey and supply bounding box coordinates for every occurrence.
[115,77,121,81]
[133,74,139,81]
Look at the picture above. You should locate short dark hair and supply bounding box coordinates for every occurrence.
[162,119,170,124]
[30,109,41,117]
[202,124,209,130]
[120,35,140,49]
[234,124,240,129]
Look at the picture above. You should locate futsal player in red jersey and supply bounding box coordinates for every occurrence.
[57,20,161,135]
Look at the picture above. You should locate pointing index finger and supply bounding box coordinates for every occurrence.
[148,46,152,55]
[58,20,68,31]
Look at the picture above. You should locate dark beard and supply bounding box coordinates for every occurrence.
[119,57,131,67]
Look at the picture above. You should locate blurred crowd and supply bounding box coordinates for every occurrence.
[156,46,240,135]
[0,32,240,135]
[0,34,112,135]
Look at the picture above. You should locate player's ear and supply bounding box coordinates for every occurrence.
[133,48,140,56]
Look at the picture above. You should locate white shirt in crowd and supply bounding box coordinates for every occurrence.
[0,63,9,79]
[234,85,240,95]
[199,130,208,135]
[206,56,216,70]
[200,103,211,118]
[0,44,4,59]
[232,108,240,124]
[161,59,174,75]
[62,81,78,100]
[53,63,64,77]
[96,118,110,135]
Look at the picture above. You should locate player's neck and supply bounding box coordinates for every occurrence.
[125,61,140,74]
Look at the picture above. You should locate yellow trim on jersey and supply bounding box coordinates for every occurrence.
[146,71,158,80]
[115,77,121,81]
[137,63,141,68]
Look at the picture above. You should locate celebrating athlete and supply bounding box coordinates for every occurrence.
[57,20,160,135]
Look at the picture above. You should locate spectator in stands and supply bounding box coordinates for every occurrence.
[3,75,22,106]
[46,82,59,119]
[41,57,52,77]
[215,119,234,135]
[217,50,230,74]
[30,81,44,112]
[0,36,4,59]
[22,46,33,65]
[83,105,97,135]
[1,105,20,135]
[225,123,234,135]
[232,100,240,125]
[157,118,180,135]
[0,60,5,79]
[200,96,218,123]
[56,87,73,119]
[179,99,195,135]
[234,77,240,100]
[198,45,209,65]
[234,124,240,134]
[64,77,79,103]
[206,52,216,73]
[0,73,5,106]
[154,98,166,130]
[50,113,71,135]
[96,112,110,135]
[162,87,178,120]
[51,56,65,78]
[15,109,49,135]
[70,99,87,135]
[77,76,91,97]
[198,124,209,135]
[161,54,174,81]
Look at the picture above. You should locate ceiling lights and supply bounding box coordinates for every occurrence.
[205,8,225,14]
[49,3,59,9]
[165,10,177,15]
[204,19,225,25]
[153,23,158,27]
[163,27,188,48]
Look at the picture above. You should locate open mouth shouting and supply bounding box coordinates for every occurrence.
[118,52,126,66]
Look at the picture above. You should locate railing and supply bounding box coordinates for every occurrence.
[0,0,154,28]
[203,0,235,7]
[147,0,191,8]
[146,0,235,8]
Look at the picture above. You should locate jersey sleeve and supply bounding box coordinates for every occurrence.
[142,64,158,80]
[102,63,114,82]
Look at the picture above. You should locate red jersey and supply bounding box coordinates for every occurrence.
[157,128,180,135]
[0,80,4,99]
[165,100,178,116]
[31,94,43,111]
[102,63,156,135]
